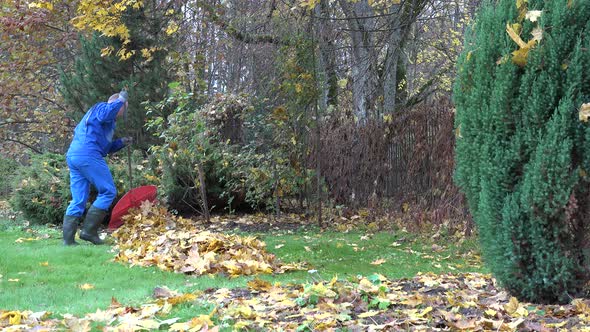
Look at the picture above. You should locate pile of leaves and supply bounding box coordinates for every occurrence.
[199,273,590,331]
[112,201,304,277]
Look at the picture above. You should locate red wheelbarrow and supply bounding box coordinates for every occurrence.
[107,185,157,231]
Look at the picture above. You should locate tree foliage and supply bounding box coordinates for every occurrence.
[60,0,177,149]
[454,0,590,303]
[0,0,76,157]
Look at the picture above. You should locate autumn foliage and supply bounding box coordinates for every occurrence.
[454,0,590,302]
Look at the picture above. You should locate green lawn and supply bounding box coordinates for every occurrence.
[0,218,484,318]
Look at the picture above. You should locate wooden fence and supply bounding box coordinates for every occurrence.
[316,99,466,221]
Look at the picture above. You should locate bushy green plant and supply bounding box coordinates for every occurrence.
[11,153,70,225]
[147,78,318,213]
[146,85,245,213]
[10,152,158,225]
[454,0,590,302]
[0,156,19,197]
[108,150,161,196]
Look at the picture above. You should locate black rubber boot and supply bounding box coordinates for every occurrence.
[80,205,107,245]
[63,215,81,246]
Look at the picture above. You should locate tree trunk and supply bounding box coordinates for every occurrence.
[339,0,378,123]
[315,0,338,109]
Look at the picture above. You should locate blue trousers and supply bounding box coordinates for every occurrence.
[65,155,117,217]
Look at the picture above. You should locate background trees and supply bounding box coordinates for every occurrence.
[0,0,480,217]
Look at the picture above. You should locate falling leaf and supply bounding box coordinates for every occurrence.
[8,279,19,282]
[525,10,543,22]
[579,103,590,122]
[79,283,95,290]
[370,258,387,265]
[39,261,49,267]
[531,27,543,42]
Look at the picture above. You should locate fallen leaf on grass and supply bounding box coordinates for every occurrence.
[39,261,49,267]
[247,278,273,292]
[79,283,94,290]
[153,286,176,299]
[358,310,381,318]
[370,258,387,265]
[5,273,590,331]
[15,237,41,243]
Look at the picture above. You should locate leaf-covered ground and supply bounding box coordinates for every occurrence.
[2,201,590,331]
[3,273,590,331]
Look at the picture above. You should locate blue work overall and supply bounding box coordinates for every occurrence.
[65,100,126,217]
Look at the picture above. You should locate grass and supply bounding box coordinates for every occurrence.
[0,217,484,319]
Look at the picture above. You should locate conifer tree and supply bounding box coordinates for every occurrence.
[454,0,590,303]
[60,4,175,149]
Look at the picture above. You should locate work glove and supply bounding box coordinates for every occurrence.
[121,136,133,146]
[118,89,129,103]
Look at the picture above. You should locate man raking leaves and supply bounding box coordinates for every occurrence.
[62,89,132,246]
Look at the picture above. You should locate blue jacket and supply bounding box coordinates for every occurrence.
[67,100,126,158]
